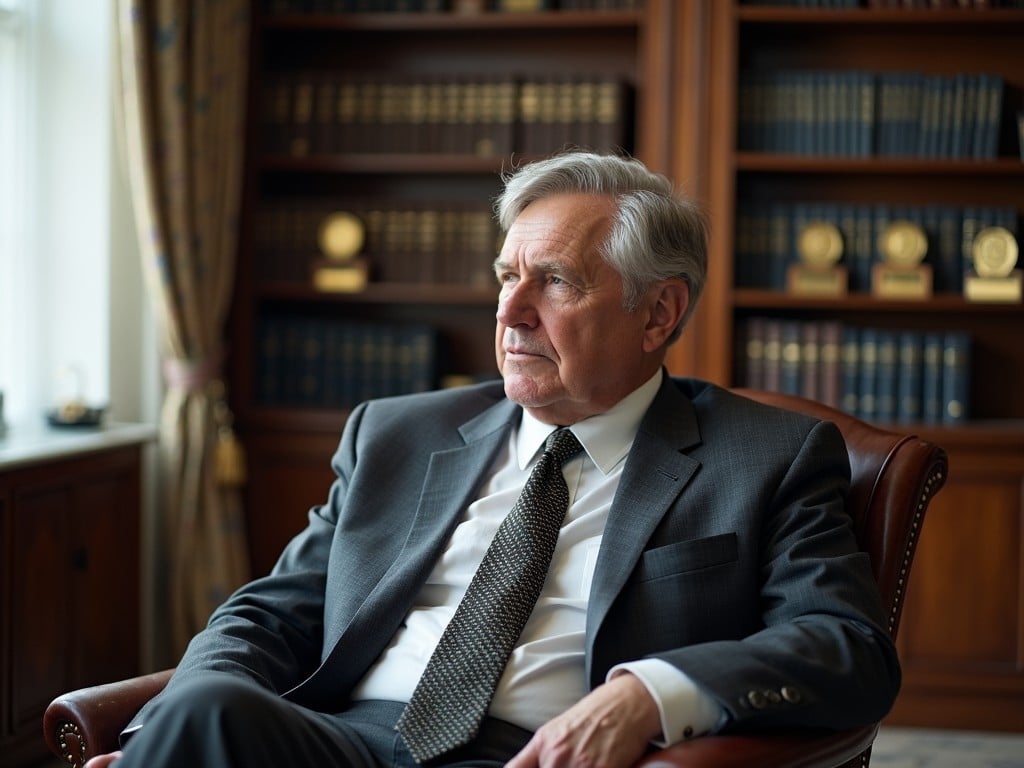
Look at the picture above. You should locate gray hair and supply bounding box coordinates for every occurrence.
[494,151,708,341]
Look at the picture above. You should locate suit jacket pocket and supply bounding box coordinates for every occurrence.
[634,532,738,583]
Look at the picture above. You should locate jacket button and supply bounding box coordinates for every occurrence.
[747,690,768,709]
[781,685,802,704]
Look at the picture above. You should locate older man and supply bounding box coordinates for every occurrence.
[88,152,898,768]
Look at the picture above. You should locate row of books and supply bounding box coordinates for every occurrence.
[262,72,632,158]
[737,317,971,425]
[735,201,1018,293]
[264,0,642,12]
[256,315,439,409]
[738,70,1005,158]
[256,200,498,287]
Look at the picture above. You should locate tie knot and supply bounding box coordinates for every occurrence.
[544,428,582,467]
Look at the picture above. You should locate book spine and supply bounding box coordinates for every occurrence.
[857,328,879,422]
[875,330,898,424]
[922,332,944,424]
[840,326,860,416]
[896,331,923,424]
[942,331,971,424]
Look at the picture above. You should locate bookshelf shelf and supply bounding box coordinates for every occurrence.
[736,7,1024,26]
[258,282,498,305]
[263,9,643,32]
[733,290,1024,314]
[736,155,1024,176]
[261,154,514,175]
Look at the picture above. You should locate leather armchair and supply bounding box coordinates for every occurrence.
[44,389,948,767]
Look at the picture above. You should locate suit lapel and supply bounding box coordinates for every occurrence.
[346,399,519,643]
[290,399,520,706]
[585,376,703,683]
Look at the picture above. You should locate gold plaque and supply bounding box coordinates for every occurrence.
[972,226,1018,278]
[317,212,365,263]
[965,226,1021,303]
[798,221,843,268]
[872,220,932,299]
[788,221,848,297]
[879,220,928,269]
[311,258,369,293]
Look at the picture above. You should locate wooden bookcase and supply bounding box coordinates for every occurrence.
[698,1,1024,731]
[229,0,685,577]
[228,0,1024,731]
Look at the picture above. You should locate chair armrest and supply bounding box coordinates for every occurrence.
[635,724,877,768]
[43,670,875,768]
[43,669,174,768]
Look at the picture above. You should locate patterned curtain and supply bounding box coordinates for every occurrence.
[114,0,251,656]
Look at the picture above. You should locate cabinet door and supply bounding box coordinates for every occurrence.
[9,484,70,739]
[68,465,141,689]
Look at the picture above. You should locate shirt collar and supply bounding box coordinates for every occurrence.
[515,369,663,475]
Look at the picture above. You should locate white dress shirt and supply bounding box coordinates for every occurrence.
[352,370,721,744]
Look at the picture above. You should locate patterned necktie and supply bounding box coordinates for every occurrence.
[396,428,583,764]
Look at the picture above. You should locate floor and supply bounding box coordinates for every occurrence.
[872,727,1024,767]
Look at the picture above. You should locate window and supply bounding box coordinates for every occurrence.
[0,0,115,428]
[0,0,32,425]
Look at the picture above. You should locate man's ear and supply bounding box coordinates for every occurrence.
[642,279,689,352]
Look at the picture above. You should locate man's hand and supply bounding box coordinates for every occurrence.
[506,673,661,768]
[84,751,122,768]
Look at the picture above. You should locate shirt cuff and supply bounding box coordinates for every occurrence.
[608,659,723,746]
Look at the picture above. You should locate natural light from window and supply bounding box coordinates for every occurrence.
[0,0,113,429]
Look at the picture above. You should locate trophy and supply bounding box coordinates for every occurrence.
[964,226,1021,303]
[872,220,932,299]
[311,211,369,293]
[787,221,848,297]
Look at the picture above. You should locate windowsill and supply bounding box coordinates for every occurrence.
[0,420,157,471]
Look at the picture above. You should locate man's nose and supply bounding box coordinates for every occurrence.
[496,281,538,328]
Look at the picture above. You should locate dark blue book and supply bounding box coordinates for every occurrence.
[763,319,783,393]
[780,321,802,396]
[840,326,860,416]
[942,332,971,425]
[741,317,767,390]
[768,203,792,291]
[858,328,879,422]
[973,74,1004,160]
[875,330,898,424]
[922,332,944,425]
[852,204,874,292]
[256,315,286,406]
[896,331,923,424]
[935,205,963,294]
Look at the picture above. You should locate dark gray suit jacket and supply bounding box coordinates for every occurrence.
[134,375,900,735]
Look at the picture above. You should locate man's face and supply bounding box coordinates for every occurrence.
[494,192,662,425]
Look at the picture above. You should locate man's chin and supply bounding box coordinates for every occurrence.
[502,374,556,409]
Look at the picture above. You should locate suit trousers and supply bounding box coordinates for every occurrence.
[115,674,534,768]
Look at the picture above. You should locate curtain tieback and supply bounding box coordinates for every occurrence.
[163,351,224,394]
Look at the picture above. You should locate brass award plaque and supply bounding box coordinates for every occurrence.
[787,221,848,297]
[965,226,1021,303]
[872,220,933,299]
[312,211,369,293]
[318,212,365,262]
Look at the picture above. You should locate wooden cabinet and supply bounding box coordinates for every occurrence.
[0,431,148,767]
[230,0,685,577]
[698,1,1024,731]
